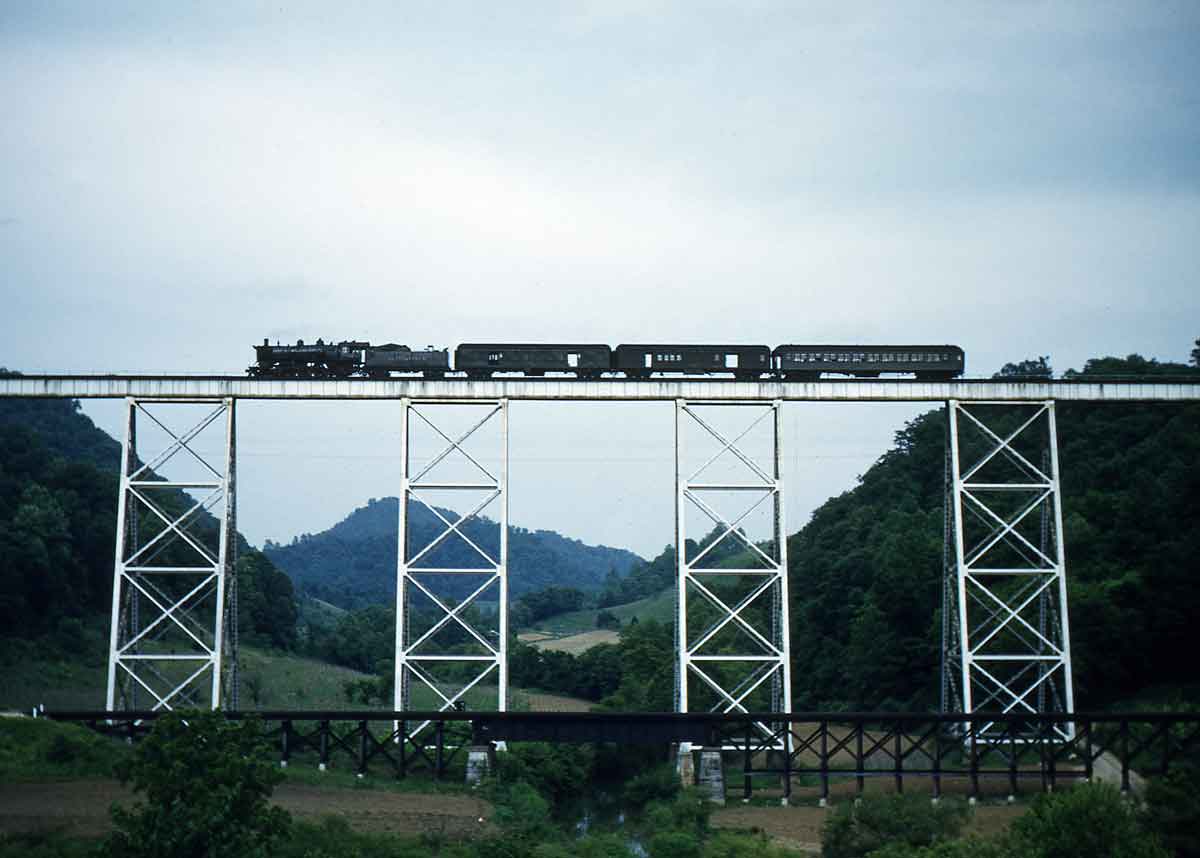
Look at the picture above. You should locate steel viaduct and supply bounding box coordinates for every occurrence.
[4,373,1199,797]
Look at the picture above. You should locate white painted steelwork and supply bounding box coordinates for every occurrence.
[105,398,236,712]
[4,375,1200,402]
[675,400,792,750]
[394,399,508,738]
[944,401,1075,739]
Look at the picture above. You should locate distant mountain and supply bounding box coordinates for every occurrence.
[264,496,644,609]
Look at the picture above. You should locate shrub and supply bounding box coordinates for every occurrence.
[649,830,702,858]
[1007,782,1168,858]
[102,710,291,858]
[864,839,1008,858]
[623,763,680,809]
[1144,763,1200,858]
[820,794,969,858]
[494,742,594,806]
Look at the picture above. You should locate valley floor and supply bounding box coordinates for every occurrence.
[0,778,495,840]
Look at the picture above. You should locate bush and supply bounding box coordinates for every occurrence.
[643,788,712,838]
[821,794,969,858]
[623,763,680,809]
[649,830,702,858]
[865,839,1007,858]
[102,710,291,858]
[1144,763,1200,858]
[1007,782,1168,858]
[493,742,595,807]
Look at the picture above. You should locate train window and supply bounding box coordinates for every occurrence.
[725,354,739,368]
[645,353,653,368]
[568,353,579,368]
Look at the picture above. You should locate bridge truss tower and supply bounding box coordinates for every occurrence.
[105,398,237,712]
[394,398,509,730]
[675,400,792,748]
[941,400,1075,738]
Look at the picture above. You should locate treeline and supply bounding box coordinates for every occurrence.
[788,346,1200,710]
[0,391,300,659]
[303,590,676,710]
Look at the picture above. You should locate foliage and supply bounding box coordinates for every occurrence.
[1144,763,1200,858]
[512,586,588,628]
[994,356,1052,378]
[493,742,595,806]
[237,550,299,650]
[508,638,623,701]
[597,619,675,711]
[0,397,300,664]
[1006,782,1168,858]
[596,609,621,630]
[648,830,703,858]
[820,794,969,858]
[643,788,712,839]
[622,763,681,809]
[488,780,559,855]
[103,710,291,858]
[790,347,1200,709]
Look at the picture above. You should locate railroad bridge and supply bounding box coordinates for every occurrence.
[5,374,1200,798]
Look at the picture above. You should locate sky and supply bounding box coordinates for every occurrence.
[2,2,1198,558]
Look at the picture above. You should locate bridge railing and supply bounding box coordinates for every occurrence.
[47,710,1200,800]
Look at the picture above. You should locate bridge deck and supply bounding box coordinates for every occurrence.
[3,375,1199,401]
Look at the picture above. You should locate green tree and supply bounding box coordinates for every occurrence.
[1192,336,1200,367]
[104,710,291,858]
[994,356,1052,378]
[820,794,968,858]
[1007,782,1168,858]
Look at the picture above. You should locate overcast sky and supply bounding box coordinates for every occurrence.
[2,2,1197,557]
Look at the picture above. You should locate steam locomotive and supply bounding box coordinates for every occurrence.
[249,339,965,380]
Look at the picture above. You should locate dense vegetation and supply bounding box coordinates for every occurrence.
[264,495,642,609]
[0,393,300,678]
[788,349,1200,710]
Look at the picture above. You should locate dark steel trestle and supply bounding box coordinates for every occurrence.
[47,710,1200,801]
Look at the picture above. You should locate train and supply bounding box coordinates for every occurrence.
[247,339,965,380]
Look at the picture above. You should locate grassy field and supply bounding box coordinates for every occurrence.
[0,639,584,716]
[524,587,675,636]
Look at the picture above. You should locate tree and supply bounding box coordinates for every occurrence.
[1007,781,1168,858]
[104,710,291,858]
[1192,337,1200,367]
[994,356,1052,379]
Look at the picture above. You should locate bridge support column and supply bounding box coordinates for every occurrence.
[942,400,1075,738]
[674,399,793,754]
[394,399,509,736]
[105,397,238,712]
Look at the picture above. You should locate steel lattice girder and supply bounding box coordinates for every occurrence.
[675,400,793,750]
[105,398,237,712]
[945,400,1075,740]
[394,399,508,739]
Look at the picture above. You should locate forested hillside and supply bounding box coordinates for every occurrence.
[264,496,643,607]
[0,386,299,661]
[787,349,1200,710]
